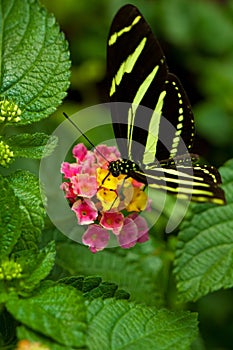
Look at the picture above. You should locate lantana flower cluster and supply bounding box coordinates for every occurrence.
[61,143,150,252]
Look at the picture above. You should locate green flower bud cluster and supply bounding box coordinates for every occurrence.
[0,99,21,123]
[0,260,23,280]
[0,140,14,167]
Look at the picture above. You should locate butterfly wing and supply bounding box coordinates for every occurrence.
[107,4,194,164]
[107,4,225,204]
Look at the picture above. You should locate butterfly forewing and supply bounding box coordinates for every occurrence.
[107,5,167,161]
[107,4,226,205]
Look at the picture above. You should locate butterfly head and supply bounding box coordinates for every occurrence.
[108,159,141,177]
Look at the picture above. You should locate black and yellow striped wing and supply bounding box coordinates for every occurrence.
[107,4,225,205]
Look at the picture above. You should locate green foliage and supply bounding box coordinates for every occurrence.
[6,285,87,347]
[56,242,164,306]
[8,170,45,250]
[0,175,23,258]
[86,299,198,350]
[0,1,232,349]
[174,159,233,302]
[7,133,58,159]
[57,275,130,300]
[7,290,198,350]
[0,0,70,125]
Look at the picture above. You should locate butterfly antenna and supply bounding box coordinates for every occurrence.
[63,112,109,163]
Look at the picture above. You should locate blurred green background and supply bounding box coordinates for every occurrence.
[28,1,233,349]
[39,0,233,167]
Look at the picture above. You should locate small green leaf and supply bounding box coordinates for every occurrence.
[0,175,23,258]
[58,276,130,300]
[174,159,233,302]
[7,133,58,158]
[0,0,70,124]
[15,241,56,293]
[8,170,45,250]
[6,284,86,347]
[86,298,198,350]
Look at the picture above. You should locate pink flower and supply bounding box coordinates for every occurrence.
[100,212,124,234]
[82,160,98,176]
[61,162,81,178]
[71,174,98,198]
[72,199,98,225]
[61,143,151,253]
[82,224,110,253]
[72,143,87,162]
[117,217,138,249]
[60,182,76,203]
[94,145,120,167]
[129,213,149,243]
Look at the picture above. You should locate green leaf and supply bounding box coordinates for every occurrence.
[0,0,70,124]
[174,159,233,302]
[58,275,130,300]
[7,133,58,158]
[56,243,163,306]
[6,284,86,347]
[8,170,45,250]
[86,298,198,350]
[0,175,23,258]
[15,241,56,293]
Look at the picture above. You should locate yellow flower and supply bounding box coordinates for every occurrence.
[97,187,120,211]
[125,187,148,212]
[96,168,126,190]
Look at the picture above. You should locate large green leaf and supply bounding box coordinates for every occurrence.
[14,241,56,293]
[7,133,57,159]
[8,170,45,250]
[86,298,198,350]
[0,0,70,124]
[0,175,23,258]
[6,284,86,347]
[174,159,233,302]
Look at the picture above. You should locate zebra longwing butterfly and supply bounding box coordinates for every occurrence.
[106,4,225,205]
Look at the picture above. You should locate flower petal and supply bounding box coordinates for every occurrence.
[117,217,138,249]
[82,224,110,253]
[61,162,81,178]
[129,213,149,243]
[100,211,124,234]
[72,199,98,225]
[72,143,87,162]
[71,174,97,198]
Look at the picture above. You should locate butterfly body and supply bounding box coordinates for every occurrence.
[108,158,147,184]
[106,5,225,205]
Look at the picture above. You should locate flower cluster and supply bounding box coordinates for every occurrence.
[0,99,21,123]
[61,143,149,252]
[0,140,14,167]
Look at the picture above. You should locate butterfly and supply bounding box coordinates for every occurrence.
[106,4,225,205]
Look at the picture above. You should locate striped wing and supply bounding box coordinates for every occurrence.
[143,163,224,205]
[107,4,194,164]
[107,4,225,205]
